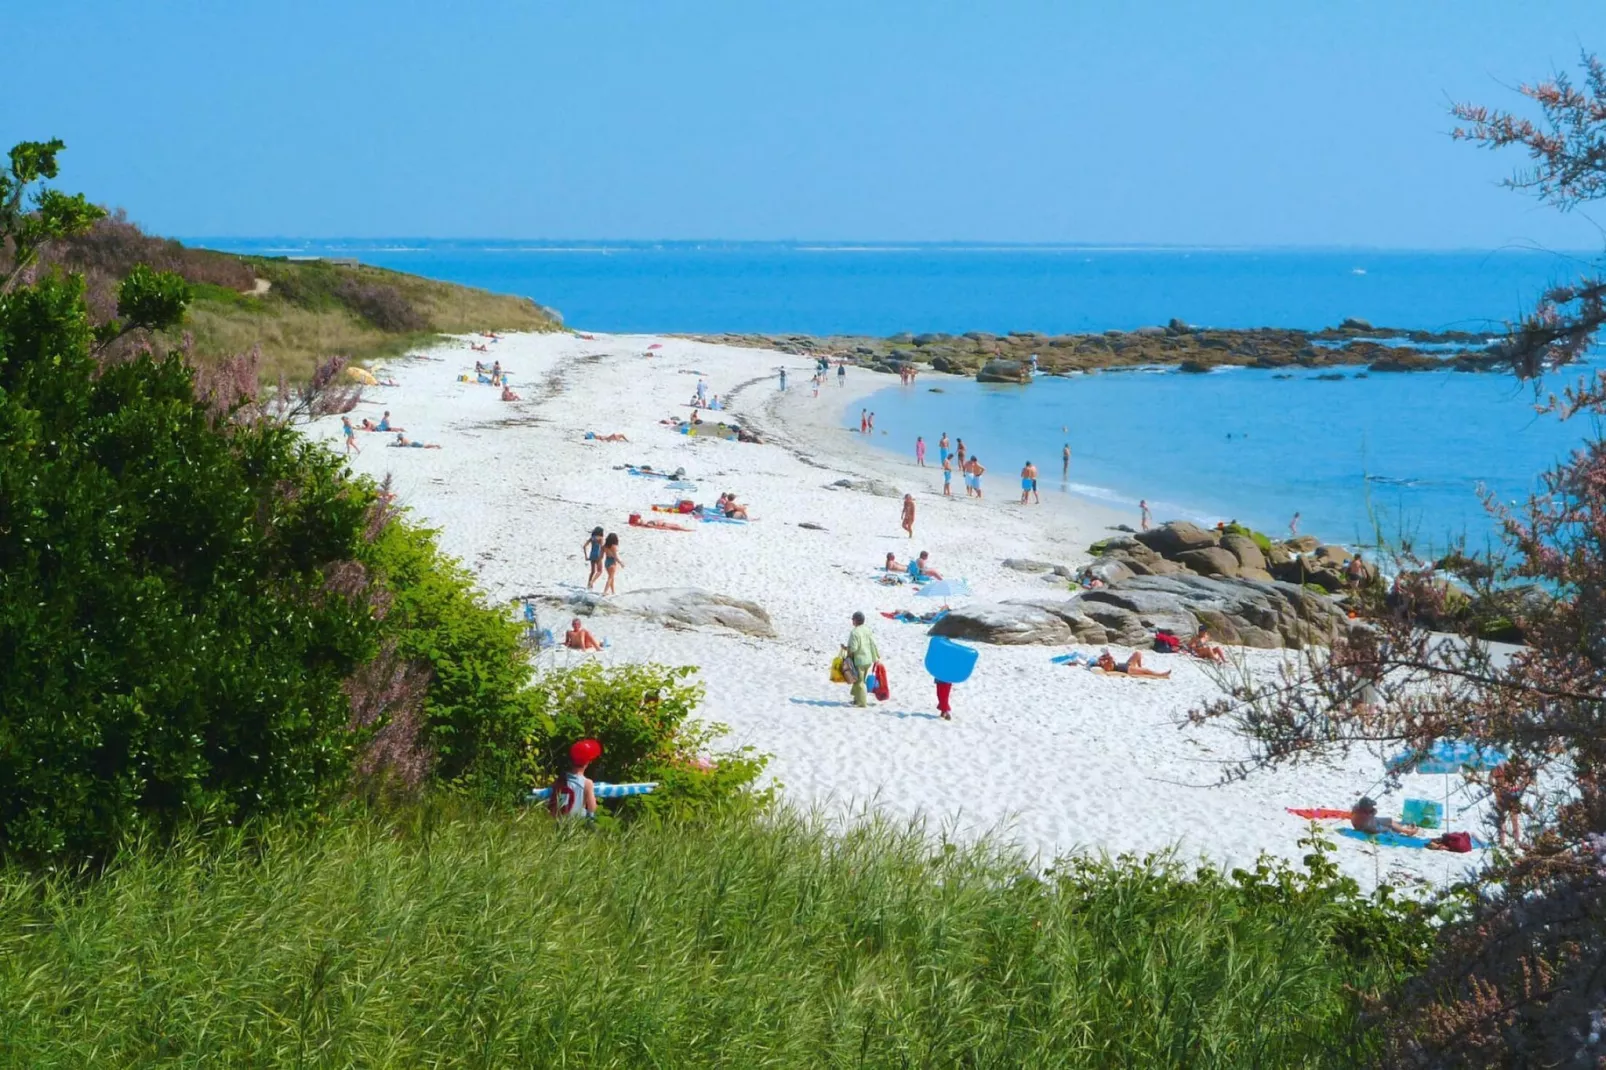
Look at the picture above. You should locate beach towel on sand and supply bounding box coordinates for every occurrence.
[1287,807,1354,821]
[1338,828,1487,851]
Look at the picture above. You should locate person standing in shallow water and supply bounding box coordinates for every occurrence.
[1021,460,1039,504]
[915,436,926,466]
[860,409,868,434]
[970,456,985,499]
[938,432,950,468]
[956,439,966,471]
[1062,443,1071,478]
[867,412,875,434]
[942,454,953,496]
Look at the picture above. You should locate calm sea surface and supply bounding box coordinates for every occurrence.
[198,239,1602,546]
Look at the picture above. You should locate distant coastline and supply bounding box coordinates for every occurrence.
[691,319,1510,381]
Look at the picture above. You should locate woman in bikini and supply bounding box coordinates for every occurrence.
[602,533,623,595]
[583,526,606,589]
[1095,649,1171,679]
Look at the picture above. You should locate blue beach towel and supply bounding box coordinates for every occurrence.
[528,782,658,802]
[1338,828,1488,850]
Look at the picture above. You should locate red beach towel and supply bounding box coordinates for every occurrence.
[1286,807,1354,821]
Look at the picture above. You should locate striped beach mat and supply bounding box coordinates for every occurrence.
[528,782,658,802]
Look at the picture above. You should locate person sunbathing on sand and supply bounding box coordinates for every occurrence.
[718,492,750,519]
[585,431,629,442]
[1096,649,1171,678]
[472,343,489,354]
[564,618,603,651]
[390,433,442,449]
[360,417,379,431]
[1350,796,1417,836]
[376,411,403,432]
[1185,629,1228,664]
[501,385,521,401]
[883,552,906,573]
[908,551,943,581]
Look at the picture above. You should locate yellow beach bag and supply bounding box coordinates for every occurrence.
[829,653,847,684]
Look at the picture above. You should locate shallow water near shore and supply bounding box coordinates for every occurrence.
[854,360,1604,551]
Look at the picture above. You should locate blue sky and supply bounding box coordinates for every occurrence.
[6,1,1606,246]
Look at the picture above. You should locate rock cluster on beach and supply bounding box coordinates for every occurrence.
[692,320,1509,380]
[932,520,1364,650]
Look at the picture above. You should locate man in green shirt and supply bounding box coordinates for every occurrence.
[846,611,880,708]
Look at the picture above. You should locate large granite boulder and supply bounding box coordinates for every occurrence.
[1221,533,1268,572]
[934,575,1346,650]
[977,359,1029,384]
[1084,555,1136,584]
[1135,520,1220,556]
[565,587,775,637]
[828,477,904,499]
[1175,546,1241,578]
[1285,534,1320,553]
[929,598,1109,645]
[1311,544,1349,569]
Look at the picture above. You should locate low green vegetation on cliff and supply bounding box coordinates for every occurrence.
[32,211,560,379]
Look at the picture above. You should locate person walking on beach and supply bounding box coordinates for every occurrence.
[915,436,926,466]
[901,493,916,538]
[938,432,950,467]
[838,362,846,386]
[1062,443,1071,478]
[778,367,787,391]
[583,526,606,589]
[602,533,623,595]
[342,416,360,456]
[860,409,869,434]
[846,611,880,708]
[942,454,953,496]
[1140,499,1152,531]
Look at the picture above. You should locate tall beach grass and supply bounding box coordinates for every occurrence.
[0,806,1417,1068]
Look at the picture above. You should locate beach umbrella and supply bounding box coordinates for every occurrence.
[1385,739,1507,775]
[916,579,971,599]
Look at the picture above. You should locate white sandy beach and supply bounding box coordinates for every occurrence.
[318,331,1487,888]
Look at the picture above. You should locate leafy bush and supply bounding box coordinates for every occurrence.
[39,209,257,292]
[333,276,427,332]
[0,272,384,863]
[1223,522,1273,554]
[522,662,769,815]
[0,809,1428,1067]
[362,520,535,795]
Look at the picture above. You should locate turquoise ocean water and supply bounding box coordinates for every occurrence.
[199,239,1601,547]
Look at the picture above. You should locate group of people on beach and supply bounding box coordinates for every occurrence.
[582,526,624,595]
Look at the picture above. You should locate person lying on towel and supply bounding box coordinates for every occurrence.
[1350,796,1418,836]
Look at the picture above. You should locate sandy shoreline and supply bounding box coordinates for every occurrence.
[315,331,1482,888]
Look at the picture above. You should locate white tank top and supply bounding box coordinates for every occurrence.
[553,772,589,817]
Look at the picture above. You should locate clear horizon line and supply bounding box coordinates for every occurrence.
[178,236,1599,256]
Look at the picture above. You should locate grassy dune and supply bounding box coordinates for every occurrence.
[177,258,560,380]
[0,806,1419,1068]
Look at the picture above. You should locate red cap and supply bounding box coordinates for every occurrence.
[569,738,602,765]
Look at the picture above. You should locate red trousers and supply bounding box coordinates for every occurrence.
[935,681,953,713]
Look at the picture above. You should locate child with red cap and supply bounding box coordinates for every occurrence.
[549,738,601,818]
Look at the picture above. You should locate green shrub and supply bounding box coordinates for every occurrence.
[0,810,1427,1067]
[363,520,535,795]
[0,272,383,864]
[1223,522,1273,554]
[523,662,769,815]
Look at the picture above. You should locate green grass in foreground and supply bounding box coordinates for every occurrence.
[0,806,1421,1068]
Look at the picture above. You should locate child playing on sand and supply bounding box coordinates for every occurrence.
[549,739,601,818]
[901,494,915,538]
[602,533,623,595]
